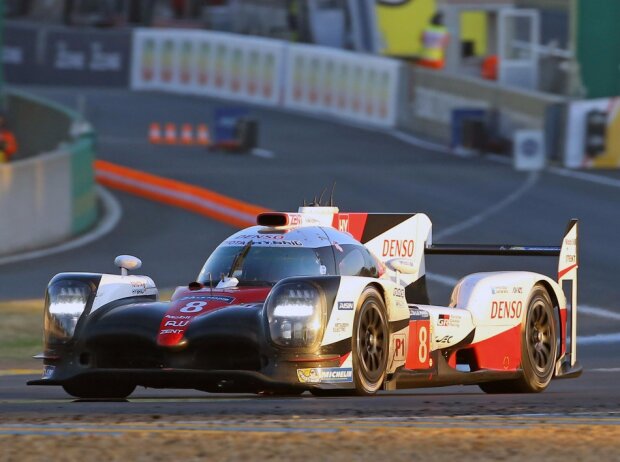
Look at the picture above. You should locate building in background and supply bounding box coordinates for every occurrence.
[575,0,620,99]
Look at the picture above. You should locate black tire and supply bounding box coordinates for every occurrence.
[352,287,389,396]
[62,380,136,399]
[479,285,557,394]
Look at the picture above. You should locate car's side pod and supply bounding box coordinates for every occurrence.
[425,219,581,379]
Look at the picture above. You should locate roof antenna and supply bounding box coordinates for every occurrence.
[303,198,307,207]
[318,187,328,206]
[329,181,336,206]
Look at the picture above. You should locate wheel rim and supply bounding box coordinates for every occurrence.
[356,300,386,382]
[525,299,554,376]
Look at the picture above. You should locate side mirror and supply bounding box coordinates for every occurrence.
[114,255,142,276]
[385,258,417,275]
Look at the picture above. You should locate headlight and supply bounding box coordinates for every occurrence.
[266,281,325,348]
[44,280,91,344]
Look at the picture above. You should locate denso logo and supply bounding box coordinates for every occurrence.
[382,239,415,257]
[491,301,523,319]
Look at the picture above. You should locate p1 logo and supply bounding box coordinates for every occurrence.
[393,333,406,361]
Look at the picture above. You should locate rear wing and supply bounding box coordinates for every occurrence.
[427,219,579,371]
[425,220,578,280]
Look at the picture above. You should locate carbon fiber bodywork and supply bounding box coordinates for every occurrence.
[30,275,357,393]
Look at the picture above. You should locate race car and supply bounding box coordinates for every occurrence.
[29,206,581,398]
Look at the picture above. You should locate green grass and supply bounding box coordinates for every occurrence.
[0,290,175,369]
[0,299,44,369]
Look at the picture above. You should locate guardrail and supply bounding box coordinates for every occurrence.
[130,28,402,129]
[0,90,97,257]
[131,28,285,106]
[283,44,399,128]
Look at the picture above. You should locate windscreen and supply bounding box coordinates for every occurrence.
[197,245,337,286]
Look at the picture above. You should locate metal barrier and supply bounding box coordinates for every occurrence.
[402,66,568,159]
[0,90,97,256]
[130,28,402,129]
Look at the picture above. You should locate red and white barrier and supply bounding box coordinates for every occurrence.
[283,44,400,128]
[131,29,284,106]
[130,29,402,129]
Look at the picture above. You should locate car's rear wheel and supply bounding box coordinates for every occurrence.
[479,285,557,394]
[352,287,388,396]
[62,380,136,399]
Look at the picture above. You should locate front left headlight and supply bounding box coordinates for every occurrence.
[44,280,91,344]
[266,281,325,349]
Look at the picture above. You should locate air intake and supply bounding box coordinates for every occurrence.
[257,213,290,227]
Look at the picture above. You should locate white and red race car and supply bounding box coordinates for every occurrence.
[30,206,580,398]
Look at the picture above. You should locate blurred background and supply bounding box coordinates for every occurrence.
[0,0,619,307]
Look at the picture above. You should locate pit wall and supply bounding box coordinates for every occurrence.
[0,90,97,256]
[402,66,568,161]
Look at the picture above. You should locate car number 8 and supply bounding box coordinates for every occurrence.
[180,301,207,313]
[418,325,428,363]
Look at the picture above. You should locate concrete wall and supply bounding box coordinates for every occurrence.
[6,89,74,160]
[401,66,568,158]
[0,91,97,257]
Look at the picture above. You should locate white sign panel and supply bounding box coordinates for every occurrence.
[283,44,400,128]
[131,29,284,106]
[513,129,545,171]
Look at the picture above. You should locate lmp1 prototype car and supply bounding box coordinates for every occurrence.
[29,206,581,398]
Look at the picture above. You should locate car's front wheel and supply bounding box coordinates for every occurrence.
[352,287,388,396]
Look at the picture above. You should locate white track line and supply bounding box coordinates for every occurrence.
[389,130,453,155]
[0,186,122,266]
[579,305,620,321]
[548,165,620,189]
[434,171,539,240]
[578,333,620,346]
[392,129,620,190]
[251,148,275,159]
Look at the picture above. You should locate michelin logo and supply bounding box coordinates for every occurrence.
[297,367,353,384]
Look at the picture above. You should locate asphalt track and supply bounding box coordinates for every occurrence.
[0,86,619,427]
